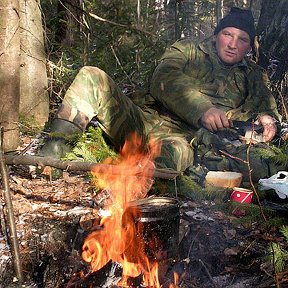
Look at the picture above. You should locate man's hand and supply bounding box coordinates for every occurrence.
[200,107,230,131]
[255,114,276,142]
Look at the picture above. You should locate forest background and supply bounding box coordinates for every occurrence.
[0,0,287,151]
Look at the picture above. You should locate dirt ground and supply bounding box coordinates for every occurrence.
[0,137,288,288]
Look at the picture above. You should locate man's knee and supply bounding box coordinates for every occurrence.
[78,66,110,84]
[155,137,194,172]
[79,66,104,75]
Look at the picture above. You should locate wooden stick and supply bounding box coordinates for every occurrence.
[4,154,181,180]
[0,127,24,283]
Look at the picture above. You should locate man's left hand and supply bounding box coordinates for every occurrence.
[255,114,277,142]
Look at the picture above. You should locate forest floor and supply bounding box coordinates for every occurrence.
[0,134,288,288]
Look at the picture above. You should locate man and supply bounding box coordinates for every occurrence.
[40,7,286,182]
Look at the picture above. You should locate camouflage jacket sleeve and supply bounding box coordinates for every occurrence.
[225,61,281,122]
[150,39,214,128]
[245,61,281,121]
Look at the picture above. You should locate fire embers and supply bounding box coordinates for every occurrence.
[81,133,179,287]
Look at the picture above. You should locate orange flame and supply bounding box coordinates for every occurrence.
[169,272,179,288]
[82,133,172,286]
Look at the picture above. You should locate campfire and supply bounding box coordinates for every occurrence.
[80,133,180,287]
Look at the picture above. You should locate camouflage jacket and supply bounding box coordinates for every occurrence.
[146,37,280,130]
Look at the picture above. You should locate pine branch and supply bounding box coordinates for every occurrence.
[280,226,288,242]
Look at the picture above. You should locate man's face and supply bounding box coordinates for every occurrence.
[215,27,251,64]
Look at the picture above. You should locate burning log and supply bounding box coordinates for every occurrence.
[66,261,123,288]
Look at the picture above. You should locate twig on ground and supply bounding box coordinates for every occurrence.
[198,259,218,288]
[246,130,280,288]
[246,140,267,222]
[187,228,201,259]
[0,179,8,242]
[240,239,256,257]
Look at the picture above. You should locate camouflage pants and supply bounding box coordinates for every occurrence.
[56,66,194,172]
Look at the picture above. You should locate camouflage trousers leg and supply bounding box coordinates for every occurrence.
[56,66,147,148]
[56,66,194,172]
[149,132,194,172]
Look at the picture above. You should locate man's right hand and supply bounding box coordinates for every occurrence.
[200,107,230,132]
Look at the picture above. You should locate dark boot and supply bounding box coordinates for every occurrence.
[39,118,82,159]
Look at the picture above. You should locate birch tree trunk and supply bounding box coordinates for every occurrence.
[19,0,49,126]
[0,0,20,152]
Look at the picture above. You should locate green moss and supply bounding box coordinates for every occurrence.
[19,115,43,136]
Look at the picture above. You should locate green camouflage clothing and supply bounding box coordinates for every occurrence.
[56,66,194,171]
[56,38,285,181]
[150,37,281,126]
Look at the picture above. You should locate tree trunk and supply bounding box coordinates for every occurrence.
[0,0,20,152]
[20,0,49,126]
[257,0,288,83]
[55,0,81,47]
[215,0,224,24]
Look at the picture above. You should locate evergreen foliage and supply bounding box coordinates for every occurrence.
[64,126,117,163]
[229,202,288,227]
[256,142,288,166]
[267,225,288,273]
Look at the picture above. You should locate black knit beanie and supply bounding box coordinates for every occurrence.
[214,7,255,45]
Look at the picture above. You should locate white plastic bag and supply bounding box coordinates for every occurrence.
[258,171,288,199]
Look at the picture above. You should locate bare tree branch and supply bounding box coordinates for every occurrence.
[4,154,181,180]
[88,12,154,36]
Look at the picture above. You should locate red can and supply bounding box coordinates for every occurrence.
[230,187,253,217]
[231,187,253,204]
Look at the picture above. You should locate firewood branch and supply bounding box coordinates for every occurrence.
[4,154,181,180]
[0,128,24,283]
